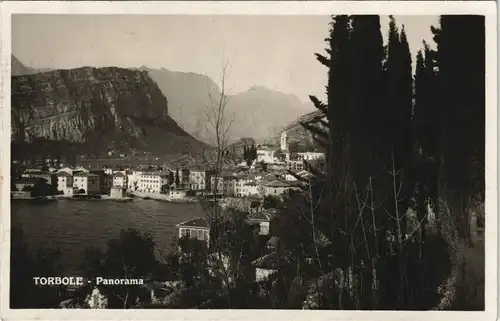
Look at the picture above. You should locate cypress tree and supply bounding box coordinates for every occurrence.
[175,169,180,187]
[437,15,485,245]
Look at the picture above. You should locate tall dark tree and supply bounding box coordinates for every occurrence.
[436,15,485,245]
[414,42,441,235]
[243,145,248,160]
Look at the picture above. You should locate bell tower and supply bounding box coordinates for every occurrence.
[280,131,288,151]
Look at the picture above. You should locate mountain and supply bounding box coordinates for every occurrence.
[11,66,207,158]
[226,86,315,141]
[269,110,324,147]
[11,55,52,76]
[139,67,314,144]
[138,67,220,143]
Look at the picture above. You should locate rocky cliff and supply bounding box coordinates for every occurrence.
[11,55,52,76]
[11,66,206,156]
[269,110,324,149]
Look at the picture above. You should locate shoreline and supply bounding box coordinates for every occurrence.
[11,194,199,203]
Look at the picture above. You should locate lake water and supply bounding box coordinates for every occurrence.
[11,199,206,274]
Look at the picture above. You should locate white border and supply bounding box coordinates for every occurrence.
[0,1,497,321]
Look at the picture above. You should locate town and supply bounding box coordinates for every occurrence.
[11,131,324,202]
[9,12,486,312]
[11,130,328,307]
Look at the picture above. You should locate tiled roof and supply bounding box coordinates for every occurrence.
[57,171,72,177]
[188,164,209,171]
[74,172,99,177]
[248,209,277,221]
[177,217,210,228]
[261,180,291,188]
[113,172,126,177]
[251,252,283,270]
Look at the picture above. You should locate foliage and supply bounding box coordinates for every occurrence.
[243,144,258,166]
[160,184,170,194]
[273,14,485,310]
[10,227,65,308]
[263,195,281,209]
[175,169,180,187]
[80,228,160,308]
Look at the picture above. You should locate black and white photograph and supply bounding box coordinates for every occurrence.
[1,1,497,318]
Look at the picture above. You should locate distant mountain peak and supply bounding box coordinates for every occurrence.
[247,85,273,92]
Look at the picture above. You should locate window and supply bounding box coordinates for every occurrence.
[185,229,191,238]
[197,230,204,240]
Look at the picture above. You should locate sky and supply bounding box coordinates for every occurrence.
[12,14,439,102]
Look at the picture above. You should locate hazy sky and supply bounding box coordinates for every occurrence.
[12,14,438,102]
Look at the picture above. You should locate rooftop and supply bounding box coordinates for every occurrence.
[74,172,99,177]
[248,209,276,222]
[261,180,294,188]
[188,164,209,171]
[57,171,72,177]
[177,217,210,229]
[113,172,126,177]
[251,252,285,270]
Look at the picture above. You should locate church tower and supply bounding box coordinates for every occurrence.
[280,131,288,151]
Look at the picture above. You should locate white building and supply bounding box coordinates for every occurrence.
[252,253,279,282]
[188,167,212,191]
[57,171,74,196]
[296,152,325,161]
[256,148,276,164]
[259,179,301,197]
[110,186,126,199]
[112,172,127,188]
[137,172,170,194]
[73,172,100,194]
[176,218,210,245]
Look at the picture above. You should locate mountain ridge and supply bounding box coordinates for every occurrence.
[11,62,207,159]
[11,56,316,148]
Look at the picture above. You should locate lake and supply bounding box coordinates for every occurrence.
[11,199,207,274]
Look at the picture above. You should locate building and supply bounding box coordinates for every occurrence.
[246,209,277,236]
[169,189,187,199]
[259,179,301,197]
[209,170,237,195]
[57,171,74,195]
[112,172,127,188]
[280,131,289,152]
[286,160,304,172]
[73,172,100,194]
[251,253,280,282]
[13,177,45,192]
[256,148,276,164]
[242,182,260,197]
[188,166,213,191]
[110,186,126,199]
[296,152,325,161]
[21,171,57,187]
[137,172,170,194]
[176,218,210,245]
